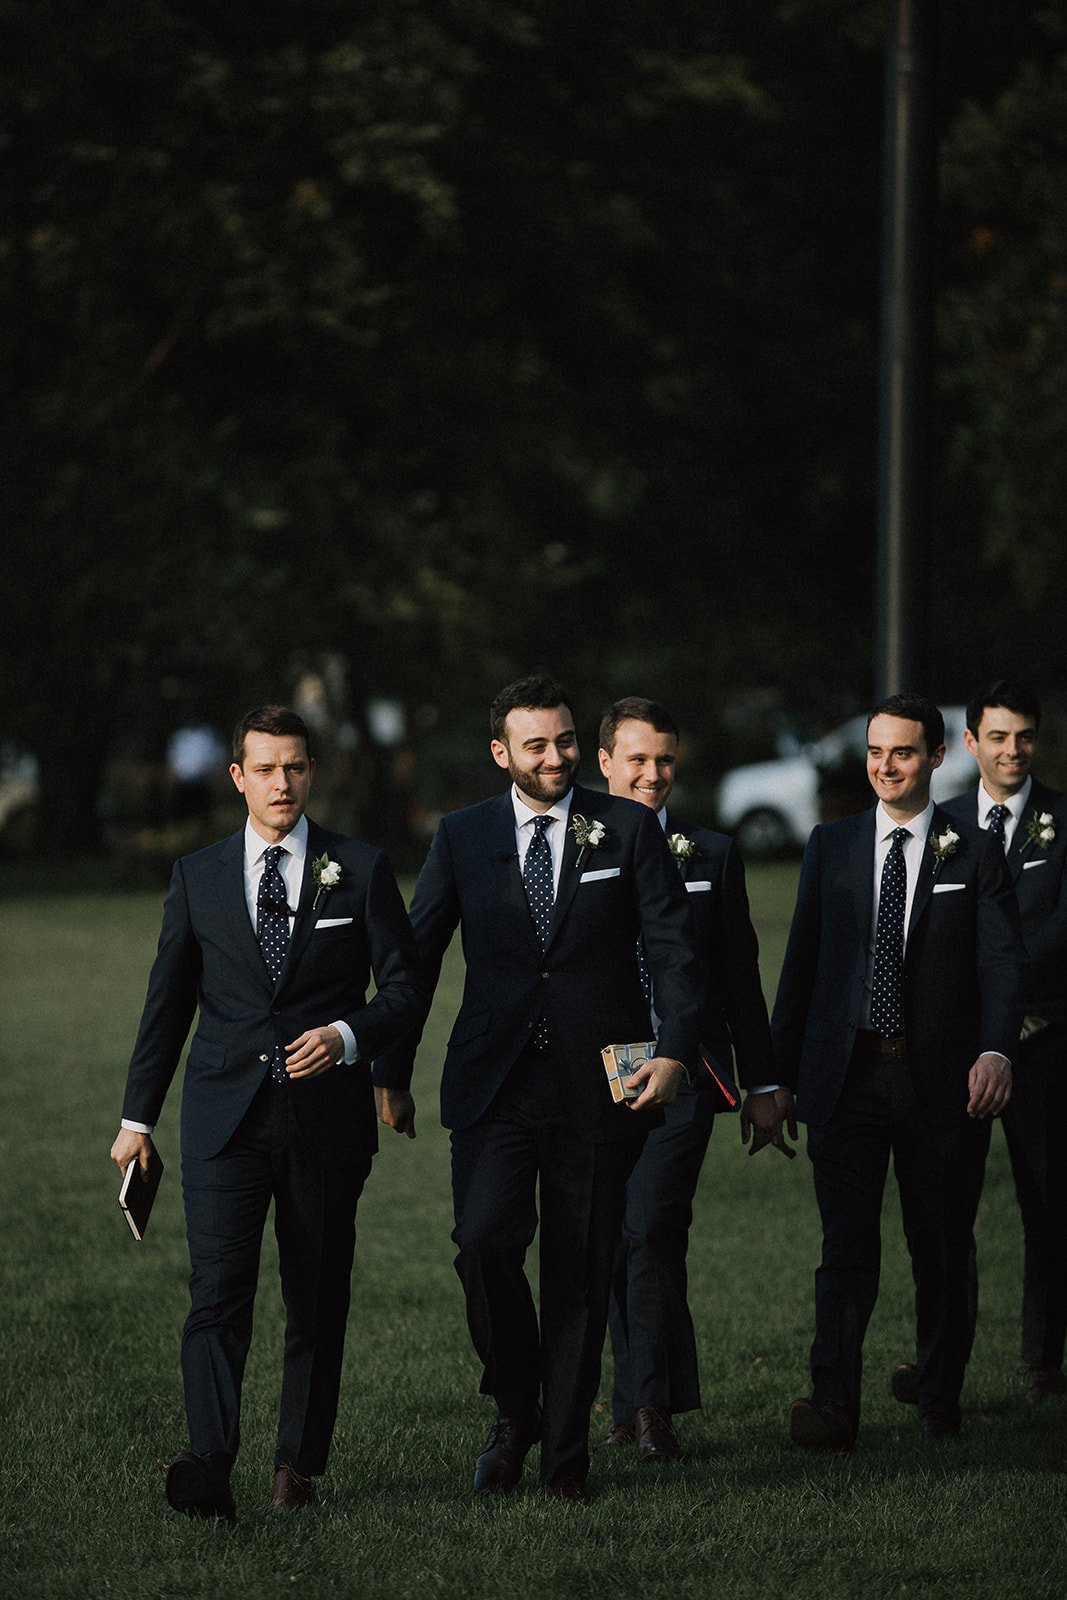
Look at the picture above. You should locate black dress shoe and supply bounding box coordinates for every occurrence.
[890,1361,919,1405]
[918,1409,960,1441]
[165,1451,236,1522]
[634,1406,679,1462]
[787,1398,854,1452]
[473,1416,538,1495]
[271,1464,316,1513]
[546,1475,590,1502]
[604,1422,635,1447]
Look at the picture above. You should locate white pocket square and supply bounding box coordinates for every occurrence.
[1023,858,1048,870]
[685,880,713,893]
[315,916,354,928]
[932,883,965,894]
[579,867,620,882]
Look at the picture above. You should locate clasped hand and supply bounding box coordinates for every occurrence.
[624,1056,685,1110]
[740,1088,798,1158]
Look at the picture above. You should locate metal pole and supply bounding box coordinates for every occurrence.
[875,0,938,698]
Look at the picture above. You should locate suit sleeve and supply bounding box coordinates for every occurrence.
[371,819,461,1090]
[975,830,1028,1059]
[121,860,202,1128]
[715,842,776,1088]
[341,849,430,1062]
[633,807,703,1070]
[770,826,824,1093]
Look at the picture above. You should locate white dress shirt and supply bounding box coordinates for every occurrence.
[976,775,1031,850]
[511,785,574,893]
[121,814,356,1136]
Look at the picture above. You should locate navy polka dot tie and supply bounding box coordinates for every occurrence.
[256,844,291,1081]
[635,936,653,1011]
[987,803,1010,848]
[523,815,554,1048]
[870,827,908,1038]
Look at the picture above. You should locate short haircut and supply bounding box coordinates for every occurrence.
[598,696,679,754]
[866,692,945,756]
[965,679,1042,738]
[490,675,572,743]
[232,706,314,766]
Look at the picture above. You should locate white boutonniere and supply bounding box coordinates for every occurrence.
[668,832,697,870]
[930,827,960,873]
[312,852,342,909]
[570,813,606,868]
[1027,811,1056,850]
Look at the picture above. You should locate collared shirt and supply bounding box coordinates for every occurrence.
[511,784,574,894]
[860,799,935,1029]
[976,775,1031,851]
[121,814,356,1136]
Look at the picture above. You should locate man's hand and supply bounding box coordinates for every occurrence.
[375,1086,417,1139]
[285,1026,344,1080]
[110,1128,153,1175]
[625,1056,685,1111]
[967,1052,1012,1118]
[740,1089,798,1158]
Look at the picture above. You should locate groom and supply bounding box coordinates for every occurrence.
[110,705,426,1520]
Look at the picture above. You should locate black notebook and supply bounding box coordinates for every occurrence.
[118,1147,165,1242]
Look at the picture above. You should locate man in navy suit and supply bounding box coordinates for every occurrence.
[373,676,703,1499]
[934,682,1067,1404]
[596,697,781,1461]
[773,693,1025,1447]
[110,706,426,1520]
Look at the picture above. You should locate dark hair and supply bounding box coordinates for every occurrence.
[598,696,679,754]
[965,679,1042,738]
[232,705,314,766]
[866,692,944,756]
[490,675,572,743]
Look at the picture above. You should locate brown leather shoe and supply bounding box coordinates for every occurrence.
[473,1416,538,1495]
[546,1475,590,1502]
[634,1406,679,1462]
[918,1409,960,1441]
[787,1398,854,1452]
[271,1464,316,1513]
[890,1361,919,1405]
[605,1422,635,1447]
[1025,1366,1067,1404]
[165,1451,236,1522]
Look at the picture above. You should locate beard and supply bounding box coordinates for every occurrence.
[509,755,578,806]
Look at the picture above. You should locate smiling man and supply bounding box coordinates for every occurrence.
[772,692,1026,1448]
[111,705,426,1521]
[936,682,1067,1404]
[373,676,702,1500]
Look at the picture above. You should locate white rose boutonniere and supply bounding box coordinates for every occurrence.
[570,813,606,869]
[930,827,960,873]
[312,852,343,909]
[1027,811,1056,850]
[668,833,697,870]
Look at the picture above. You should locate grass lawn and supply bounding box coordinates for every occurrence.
[1,865,1064,1599]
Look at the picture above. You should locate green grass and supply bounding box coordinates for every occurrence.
[1,867,1065,1599]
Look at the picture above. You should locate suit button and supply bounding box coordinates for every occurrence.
[541,971,550,980]
[259,1053,269,1063]
[271,1007,280,1016]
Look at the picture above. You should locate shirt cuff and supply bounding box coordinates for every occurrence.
[333,1020,359,1065]
[121,1118,154,1135]
[746,1084,783,1096]
[983,1051,1012,1069]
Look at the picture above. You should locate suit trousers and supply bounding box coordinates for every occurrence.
[806,1048,990,1431]
[450,1045,644,1485]
[180,1074,372,1475]
[608,1086,717,1421]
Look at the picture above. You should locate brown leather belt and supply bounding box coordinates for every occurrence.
[854,1029,908,1058]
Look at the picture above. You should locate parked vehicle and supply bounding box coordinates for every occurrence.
[716,706,974,857]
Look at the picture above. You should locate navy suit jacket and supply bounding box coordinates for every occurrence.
[665,815,775,1102]
[122,819,427,1160]
[942,779,1067,1024]
[373,783,703,1141]
[771,805,1026,1127]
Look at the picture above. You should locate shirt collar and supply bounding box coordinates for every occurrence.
[977,776,1031,825]
[244,811,309,867]
[875,798,935,845]
[511,785,574,830]
[655,807,668,832]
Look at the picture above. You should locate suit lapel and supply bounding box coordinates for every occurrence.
[276,822,324,990]
[215,829,273,994]
[907,809,938,935]
[491,794,542,952]
[849,809,876,947]
[545,792,583,952]
[1007,787,1039,882]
